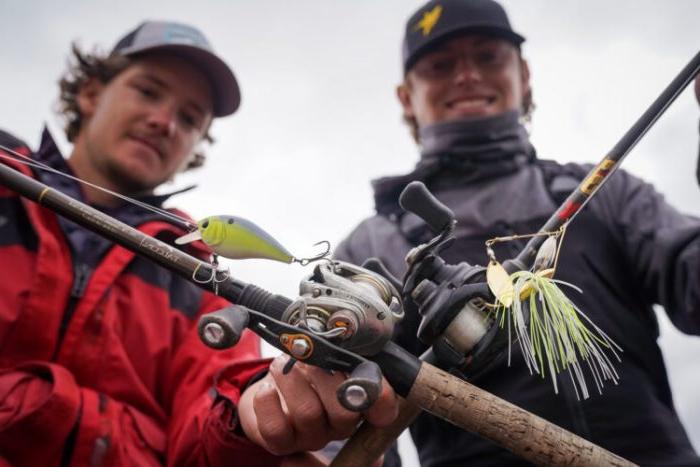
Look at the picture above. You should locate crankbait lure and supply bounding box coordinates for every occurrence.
[175,215,330,265]
[485,226,621,399]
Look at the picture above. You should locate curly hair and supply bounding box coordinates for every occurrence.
[57,43,212,170]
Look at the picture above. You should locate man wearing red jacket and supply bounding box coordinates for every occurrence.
[0,21,395,466]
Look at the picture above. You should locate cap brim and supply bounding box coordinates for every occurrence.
[119,43,240,117]
[405,25,525,73]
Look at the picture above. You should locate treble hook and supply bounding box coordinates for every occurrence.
[192,254,230,294]
[293,240,331,266]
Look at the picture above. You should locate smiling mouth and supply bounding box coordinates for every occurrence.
[447,96,496,111]
[129,136,163,160]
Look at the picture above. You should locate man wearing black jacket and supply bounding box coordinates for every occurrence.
[335,0,700,465]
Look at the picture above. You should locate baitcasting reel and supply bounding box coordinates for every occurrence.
[198,259,403,412]
[283,260,404,356]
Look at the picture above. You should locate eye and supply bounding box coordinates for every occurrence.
[477,51,496,63]
[179,110,199,129]
[134,84,159,100]
[475,46,509,68]
[227,219,235,224]
[202,220,209,229]
[431,57,455,73]
[415,53,456,79]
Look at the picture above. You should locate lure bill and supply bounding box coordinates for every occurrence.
[175,215,330,265]
[491,271,622,400]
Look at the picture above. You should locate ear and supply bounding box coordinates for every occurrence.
[396,80,416,120]
[519,58,531,102]
[76,78,104,119]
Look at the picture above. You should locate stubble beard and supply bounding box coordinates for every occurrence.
[86,140,160,197]
[103,160,157,197]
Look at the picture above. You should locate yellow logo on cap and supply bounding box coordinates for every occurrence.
[414,5,443,36]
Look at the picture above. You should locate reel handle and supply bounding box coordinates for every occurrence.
[399,181,455,233]
[198,305,250,349]
[336,361,383,412]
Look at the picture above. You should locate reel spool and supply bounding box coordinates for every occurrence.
[283,260,403,356]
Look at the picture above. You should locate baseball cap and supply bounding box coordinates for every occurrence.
[112,21,240,117]
[402,0,525,73]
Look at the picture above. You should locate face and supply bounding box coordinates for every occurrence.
[71,53,213,197]
[397,35,530,128]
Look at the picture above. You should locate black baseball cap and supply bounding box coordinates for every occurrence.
[112,21,240,117]
[402,0,525,73]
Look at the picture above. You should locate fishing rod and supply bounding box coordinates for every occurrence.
[0,155,631,465]
[332,50,700,467]
[514,49,700,268]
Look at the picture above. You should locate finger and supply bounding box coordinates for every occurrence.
[269,356,329,451]
[302,364,362,438]
[253,380,297,455]
[363,377,399,427]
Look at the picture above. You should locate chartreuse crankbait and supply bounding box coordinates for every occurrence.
[175,215,330,265]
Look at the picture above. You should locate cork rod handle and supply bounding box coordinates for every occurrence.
[332,362,635,467]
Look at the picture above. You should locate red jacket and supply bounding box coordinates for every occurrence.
[0,131,278,466]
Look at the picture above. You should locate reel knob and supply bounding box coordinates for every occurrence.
[399,181,455,233]
[198,305,250,349]
[337,361,383,412]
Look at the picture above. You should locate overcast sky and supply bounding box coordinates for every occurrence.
[1,1,699,464]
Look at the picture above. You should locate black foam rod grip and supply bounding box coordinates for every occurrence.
[399,181,454,233]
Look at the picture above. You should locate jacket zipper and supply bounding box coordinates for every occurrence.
[55,262,92,466]
[52,262,92,359]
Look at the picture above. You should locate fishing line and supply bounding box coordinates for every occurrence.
[0,143,197,230]
[0,143,331,268]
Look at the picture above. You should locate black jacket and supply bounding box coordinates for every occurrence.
[335,159,700,467]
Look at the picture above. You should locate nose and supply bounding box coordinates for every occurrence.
[147,103,177,137]
[453,57,482,85]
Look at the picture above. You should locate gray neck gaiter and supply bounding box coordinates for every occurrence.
[374,111,536,213]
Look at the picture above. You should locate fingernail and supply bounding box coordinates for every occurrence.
[270,354,288,372]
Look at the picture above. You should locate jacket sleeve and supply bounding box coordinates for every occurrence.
[0,363,81,465]
[0,293,278,467]
[593,169,700,334]
[165,292,282,467]
[0,362,180,465]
